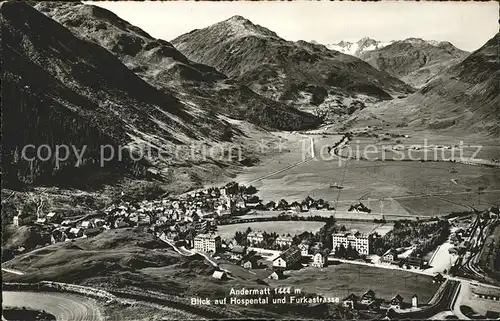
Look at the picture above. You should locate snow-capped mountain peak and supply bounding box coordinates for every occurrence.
[324,37,394,56]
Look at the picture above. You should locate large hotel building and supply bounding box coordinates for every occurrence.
[193,233,222,253]
[331,231,379,255]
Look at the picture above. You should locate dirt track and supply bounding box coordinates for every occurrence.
[2,291,104,321]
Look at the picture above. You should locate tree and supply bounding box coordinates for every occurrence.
[234,231,244,245]
[346,243,359,259]
[225,181,239,195]
[335,244,347,258]
[245,185,258,196]
[265,201,276,210]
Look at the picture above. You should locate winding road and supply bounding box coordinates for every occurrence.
[2,291,104,321]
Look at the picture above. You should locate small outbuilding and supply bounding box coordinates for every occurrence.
[212,271,228,280]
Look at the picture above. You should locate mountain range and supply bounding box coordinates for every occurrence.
[172,16,414,112]
[320,37,469,88]
[352,33,499,136]
[2,2,323,191]
[2,1,499,193]
[35,2,319,132]
[359,38,469,88]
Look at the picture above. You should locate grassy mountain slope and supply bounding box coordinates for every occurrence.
[36,2,319,130]
[172,15,414,111]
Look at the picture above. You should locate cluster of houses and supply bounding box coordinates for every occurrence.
[246,231,296,248]
[13,209,116,244]
[347,202,372,214]
[342,290,419,311]
[380,248,427,269]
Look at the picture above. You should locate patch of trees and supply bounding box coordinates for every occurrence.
[373,219,451,256]
[223,182,258,198]
[333,243,360,259]
[217,214,331,225]
[2,82,150,189]
[478,223,500,281]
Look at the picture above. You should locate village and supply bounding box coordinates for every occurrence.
[8,180,500,316]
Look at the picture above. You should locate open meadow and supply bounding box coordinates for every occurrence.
[235,131,500,217]
[269,262,440,304]
[216,221,325,240]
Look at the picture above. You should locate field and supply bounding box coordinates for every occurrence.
[216,221,325,240]
[334,221,393,235]
[235,131,500,217]
[268,262,440,304]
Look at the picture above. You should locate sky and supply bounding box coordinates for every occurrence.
[92,1,499,52]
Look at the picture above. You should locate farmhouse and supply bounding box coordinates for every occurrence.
[81,220,94,229]
[194,233,222,253]
[46,212,59,223]
[298,242,309,256]
[342,293,359,309]
[361,289,376,305]
[311,252,326,268]
[381,249,399,263]
[242,259,257,269]
[68,227,83,238]
[268,270,285,280]
[231,246,247,260]
[390,294,404,309]
[272,246,301,269]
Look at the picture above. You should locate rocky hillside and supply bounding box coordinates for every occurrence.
[359,38,469,87]
[0,1,240,189]
[172,16,414,113]
[326,37,394,57]
[36,2,319,131]
[352,33,499,136]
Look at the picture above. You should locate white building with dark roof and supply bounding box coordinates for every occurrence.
[272,246,301,269]
[193,233,221,253]
[332,231,379,255]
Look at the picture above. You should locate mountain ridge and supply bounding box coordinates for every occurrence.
[0,1,246,190]
[37,3,320,131]
[172,16,414,116]
[359,38,469,87]
[351,33,499,136]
